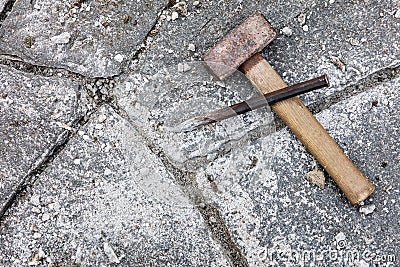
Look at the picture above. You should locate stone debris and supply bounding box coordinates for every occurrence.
[50,32,71,44]
[0,0,399,266]
[297,13,306,25]
[104,168,112,176]
[114,54,124,63]
[281,26,293,36]
[305,169,325,189]
[359,204,376,215]
[174,2,188,16]
[349,38,360,46]
[171,11,179,21]
[33,232,42,239]
[103,242,120,264]
[177,62,192,72]
[329,55,346,71]
[98,114,107,123]
[188,43,196,52]
[30,195,41,206]
[41,213,50,221]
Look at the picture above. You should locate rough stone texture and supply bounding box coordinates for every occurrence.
[197,77,399,266]
[0,64,93,215]
[1,0,400,266]
[0,0,167,77]
[0,105,228,266]
[138,0,399,104]
[114,63,276,171]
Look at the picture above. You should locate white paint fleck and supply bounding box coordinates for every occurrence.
[302,25,309,32]
[73,158,81,165]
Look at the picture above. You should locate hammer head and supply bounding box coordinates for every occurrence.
[203,11,276,80]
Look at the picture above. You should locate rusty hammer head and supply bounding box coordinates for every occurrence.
[203,11,276,80]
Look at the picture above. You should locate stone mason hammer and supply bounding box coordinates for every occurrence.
[203,11,374,205]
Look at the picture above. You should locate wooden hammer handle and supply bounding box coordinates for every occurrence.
[241,54,374,205]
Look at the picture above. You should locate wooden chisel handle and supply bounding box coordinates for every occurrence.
[241,53,374,205]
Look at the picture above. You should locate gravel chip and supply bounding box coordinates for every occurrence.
[171,11,179,21]
[50,32,71,44]
[114,54,124,63]
[359,204,376,215]
[297,13,306,25]
[281,26,293,36]
[305,169,325,189]
[188,43,196,51]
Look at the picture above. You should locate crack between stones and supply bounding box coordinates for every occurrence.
[0,54,120,81]
[108,101,249,267]
[307,63,400,115]
[130,1,173,63]
[0,103,102,222]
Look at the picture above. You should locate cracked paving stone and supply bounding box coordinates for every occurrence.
[195,76,399,266]
[137,0,399,106]
[114,62,276,171]
[0,105,229,266]
[0,64,93,216]
[0,0,167,78]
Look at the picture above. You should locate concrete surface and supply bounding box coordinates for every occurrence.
[0,105,228,266]
[0,64,93,217]
[0,0,399,266]
[0,0,167,77]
